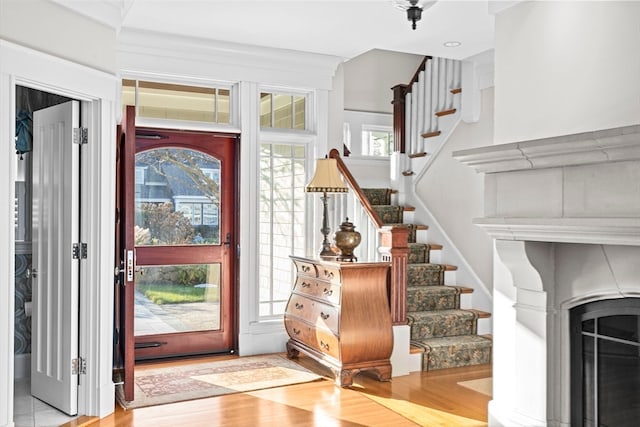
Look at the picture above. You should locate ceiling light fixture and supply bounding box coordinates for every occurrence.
[444,41,462,48]
[393,0,437,30]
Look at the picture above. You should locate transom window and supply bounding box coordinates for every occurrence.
[122,79,231,124]
[260,92,307,130]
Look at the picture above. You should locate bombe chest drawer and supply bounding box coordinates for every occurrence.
[284,256,392,387]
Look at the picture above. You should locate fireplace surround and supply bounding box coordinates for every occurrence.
[454,125,640,426]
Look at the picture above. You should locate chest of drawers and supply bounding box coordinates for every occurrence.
[284,256,393,387]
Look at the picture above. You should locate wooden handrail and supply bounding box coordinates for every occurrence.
[329,148,409,326]
[329,148,383,228]
[405,56,431,95]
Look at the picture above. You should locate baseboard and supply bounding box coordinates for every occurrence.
[14,353,30,379]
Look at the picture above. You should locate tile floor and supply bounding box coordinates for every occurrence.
[13,379,78,427]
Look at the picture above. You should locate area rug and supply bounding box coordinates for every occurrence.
[457,377,492,397]
[116,354,323,409]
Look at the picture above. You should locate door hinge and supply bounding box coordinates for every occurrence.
[73,243,88,259]
[73,127,88,145]
[72,357,86,375]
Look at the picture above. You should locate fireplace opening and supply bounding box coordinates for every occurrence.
[571,298,640,427]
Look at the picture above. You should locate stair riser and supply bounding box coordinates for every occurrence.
[407,288,459,311]
[423,342,492,371]
[408,265,444,286]
[409,314,477,339]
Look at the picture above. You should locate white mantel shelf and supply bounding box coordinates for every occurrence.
[454,125,640,246]
[475,217,640,246]
[453,124,640,174]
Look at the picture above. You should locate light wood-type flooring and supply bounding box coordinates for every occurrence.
[65,354,491,427]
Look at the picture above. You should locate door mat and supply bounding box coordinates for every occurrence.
[457,377,492,397]
[116,354,323,409]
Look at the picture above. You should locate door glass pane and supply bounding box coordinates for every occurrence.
[135,264,221,336]
[135,148,220,245]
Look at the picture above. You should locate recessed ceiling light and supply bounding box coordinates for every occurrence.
[444,41,461,48]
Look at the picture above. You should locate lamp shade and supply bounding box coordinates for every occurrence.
[306,158,348,193]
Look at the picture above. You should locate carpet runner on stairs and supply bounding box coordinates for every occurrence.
[362,188,492,371]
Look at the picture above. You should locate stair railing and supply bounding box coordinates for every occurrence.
[392,56,461,159]
[329,149,409,326]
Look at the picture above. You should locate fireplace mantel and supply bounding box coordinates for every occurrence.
[454,125,640,427]
[453,125,640,246]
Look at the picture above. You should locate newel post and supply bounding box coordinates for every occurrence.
[379,226,410,325]
[391,84,408,154]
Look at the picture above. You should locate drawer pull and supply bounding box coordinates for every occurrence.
[301,265,311,273]
[320,340,330,351]
[292,328,301,336]
[323,270,334,280]
[320,312,330,320]
[323,288,333,296]
[295,302,304,310]
[301,282,311,288]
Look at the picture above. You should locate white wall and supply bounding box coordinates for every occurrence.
[343,48,424,113]
[494,1,640,144]
[0,0,116,74]
[416,87,494,288]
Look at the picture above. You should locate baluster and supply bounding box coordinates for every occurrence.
[404,92,411,157]
[410,83,418,156]
[453,59,462,91]
[444,59,452,110]
[416,70,425,154]
[438,57,446,112]
[431,57,440,123]
[424,58,433,133]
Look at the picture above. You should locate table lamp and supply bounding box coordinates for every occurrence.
[306,157,348,258]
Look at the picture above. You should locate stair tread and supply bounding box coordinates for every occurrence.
[386,223,428,231]
[422,130,442,139]
[408,242,441,250]
[408,308,479,318]
[408,152,428,159]
[407,284,473,294]
[412,334,493,348]
[409,263,457,271]
[465,309,492,319]
[435,108,457,117]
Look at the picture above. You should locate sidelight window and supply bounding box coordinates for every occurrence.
[258,142,307,318]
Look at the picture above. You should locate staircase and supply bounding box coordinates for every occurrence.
[361,188,492,370]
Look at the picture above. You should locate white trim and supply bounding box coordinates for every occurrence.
[474,217,640,246]
[118,28,343,91]
[1,38,117,422]
[453,125,640,174]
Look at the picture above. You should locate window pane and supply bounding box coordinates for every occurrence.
[217,88,231,124]
[135,148,221,245]
[260,91,307,130]
[260,93,272,127]
[294,95,305,130]
[363,129,394,156]
[135,263,221,336]
[258,143,306,318]
[138,81,216,122]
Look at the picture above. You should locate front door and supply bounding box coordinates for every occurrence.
[116,107,238,399]
[31,101,80,416]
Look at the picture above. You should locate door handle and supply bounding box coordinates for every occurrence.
[26,268,37,279]
[223,233,231,247]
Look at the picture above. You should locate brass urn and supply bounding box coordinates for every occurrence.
[334,218,361,262]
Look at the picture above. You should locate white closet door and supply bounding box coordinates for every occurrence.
[31,100,80,416]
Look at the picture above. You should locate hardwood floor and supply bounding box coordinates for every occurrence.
[66,355,491,427]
